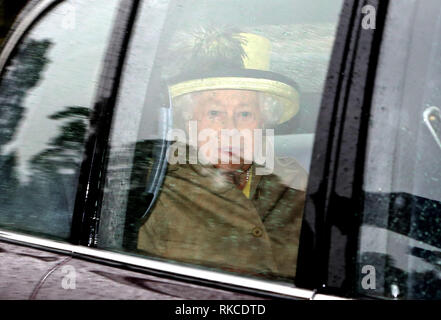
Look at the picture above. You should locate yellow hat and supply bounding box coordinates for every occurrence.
[168,32,300,124]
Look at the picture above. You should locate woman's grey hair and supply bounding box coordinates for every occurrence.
[171,91,285,131]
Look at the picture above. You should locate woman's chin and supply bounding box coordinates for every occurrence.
[214,163,243,172]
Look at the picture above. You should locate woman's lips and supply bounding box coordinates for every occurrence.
[219,147,241,155]
[218,147,243,164]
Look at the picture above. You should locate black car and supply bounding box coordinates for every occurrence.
[1,0,441,300]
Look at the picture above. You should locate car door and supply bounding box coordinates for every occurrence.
[298,0,441,300]
[352,0,441,300]
[0,0,388,300]
[0,0,286,300]
[37,0,346,299]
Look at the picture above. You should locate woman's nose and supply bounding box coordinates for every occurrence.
[222,116,237,130]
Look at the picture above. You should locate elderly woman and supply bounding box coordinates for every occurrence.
[136,31,307,280]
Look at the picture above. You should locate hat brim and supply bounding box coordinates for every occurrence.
[169,76,299,124]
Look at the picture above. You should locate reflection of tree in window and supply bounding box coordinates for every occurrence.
[0,38,83,239]
[0,39,53,203]
[31,106,90,174]
[0,39,52,148]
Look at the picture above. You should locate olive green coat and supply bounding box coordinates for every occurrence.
[137,154,307,280]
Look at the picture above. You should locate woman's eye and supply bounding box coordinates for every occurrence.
[238,111,252,118]
[208,110,220,117]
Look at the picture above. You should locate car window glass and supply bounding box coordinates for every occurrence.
[98,0,343,283]
[0,0,119,240]
[357,0,441,299]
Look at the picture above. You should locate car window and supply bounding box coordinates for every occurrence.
[98,0,343,283]
[0,0,120,240]
[357,0,441,299]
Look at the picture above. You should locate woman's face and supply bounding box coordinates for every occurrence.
[191,89,263,171]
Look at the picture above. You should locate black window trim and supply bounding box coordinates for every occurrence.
[295,0,390,299]
[0,0,63,73]
[69,0,141,246]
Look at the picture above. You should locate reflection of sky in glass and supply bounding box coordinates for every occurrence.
[5,0,119,181]
[162,0,343,92]
[244,23,338,92]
